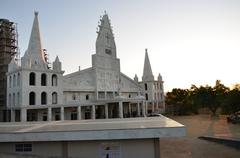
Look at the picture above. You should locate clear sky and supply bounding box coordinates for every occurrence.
[1,0,240,92]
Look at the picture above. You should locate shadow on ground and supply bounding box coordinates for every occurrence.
[161,115,240,158]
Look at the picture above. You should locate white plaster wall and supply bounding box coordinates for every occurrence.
[64,92,95,104]
[121,139,155,158]
[92,54,121,92]
[0,139,155,158]
[120,74,141,93]
[0,142,62,157]
[19,69,63,107]
[69,139,155,158]
[7,71,21,108]
[63,69,95,91]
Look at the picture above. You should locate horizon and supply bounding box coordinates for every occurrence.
[1,0,240,92]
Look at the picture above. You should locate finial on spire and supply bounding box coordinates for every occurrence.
[158,73,162,81]
[104,10,107,15]
[134,74,139,82]
[145,48,148,53]
[34,11,38,16]
[55,56,60,62]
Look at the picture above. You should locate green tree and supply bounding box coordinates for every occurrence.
[222,88,240,114]
[192,80,228,115]
[166,88,193,115]
[211,80,229,115]
[191,84,214,110]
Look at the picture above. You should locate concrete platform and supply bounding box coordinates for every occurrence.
[0,116,185,142]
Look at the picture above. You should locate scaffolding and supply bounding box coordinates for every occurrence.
[0,19,18,121]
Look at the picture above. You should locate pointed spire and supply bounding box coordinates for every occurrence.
[134,74,139,82]
[142,49,154,81]
[158,73,162,81]
[55,56,60,62]
[96,12,116,58]
[21,12,48,69]
[27,11,46,63]
[53,55,62,72]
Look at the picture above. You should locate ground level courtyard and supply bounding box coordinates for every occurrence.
[161,114,240,158]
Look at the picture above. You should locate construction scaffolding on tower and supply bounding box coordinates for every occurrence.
[0,19,19,122]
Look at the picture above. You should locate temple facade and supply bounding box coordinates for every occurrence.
[6,12,165,122]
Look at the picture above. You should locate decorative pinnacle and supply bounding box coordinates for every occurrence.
[34,11,38,16]
[145,48,148,53]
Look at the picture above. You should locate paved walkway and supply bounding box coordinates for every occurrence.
[161,115,240,158]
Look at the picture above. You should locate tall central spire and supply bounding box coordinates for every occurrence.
[142,49,154,81]
[22,12,47,69]
[27,11,45,62]
[96,12,116,58]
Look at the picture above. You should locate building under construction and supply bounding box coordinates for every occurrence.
[0,19,18,122]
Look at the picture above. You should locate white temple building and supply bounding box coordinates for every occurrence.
[6,12,165,122]
[0,12,186,158]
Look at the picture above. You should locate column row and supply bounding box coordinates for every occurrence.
[17,102,147,122]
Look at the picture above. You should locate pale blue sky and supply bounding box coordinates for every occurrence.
[1,0,240,91]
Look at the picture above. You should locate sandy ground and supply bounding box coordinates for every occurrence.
[161,115,240,158]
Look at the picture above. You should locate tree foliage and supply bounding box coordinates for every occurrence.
[166,80,239,115]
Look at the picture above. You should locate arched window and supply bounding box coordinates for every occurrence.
[52,74,57,86]
[144,83,148,90]
[41,92,47,105]
[9,94,11,106]
[29,92,35,105]
[29,72,36,86]
[72,94,76,100]
[86,94,89,100]
[145,93,148,100]
[13,93,15,106]
[17,73,20,86]
[13,74,16,87]
[41,73,47,86]
[52,92,57,104]
[9,76,12,88]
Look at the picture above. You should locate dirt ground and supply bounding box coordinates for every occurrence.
[161,115,240,158]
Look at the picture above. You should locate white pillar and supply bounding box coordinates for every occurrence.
[143,101,146,117]
[21,108,27,122]
[104,91,107,99]
[11,109,15,122]
[77,106,81,120]
[48,107,52,121]
[119,101,123,118]
[137,102,140,117]
[152,102,154,113]
[128,103,131,117]
[96,91,99,100]
[92,105,95,120]
[61,106,64,121]
[105,104,108,119]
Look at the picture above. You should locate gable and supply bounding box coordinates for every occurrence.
[120,73,142,92]
[63,68,95,91]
